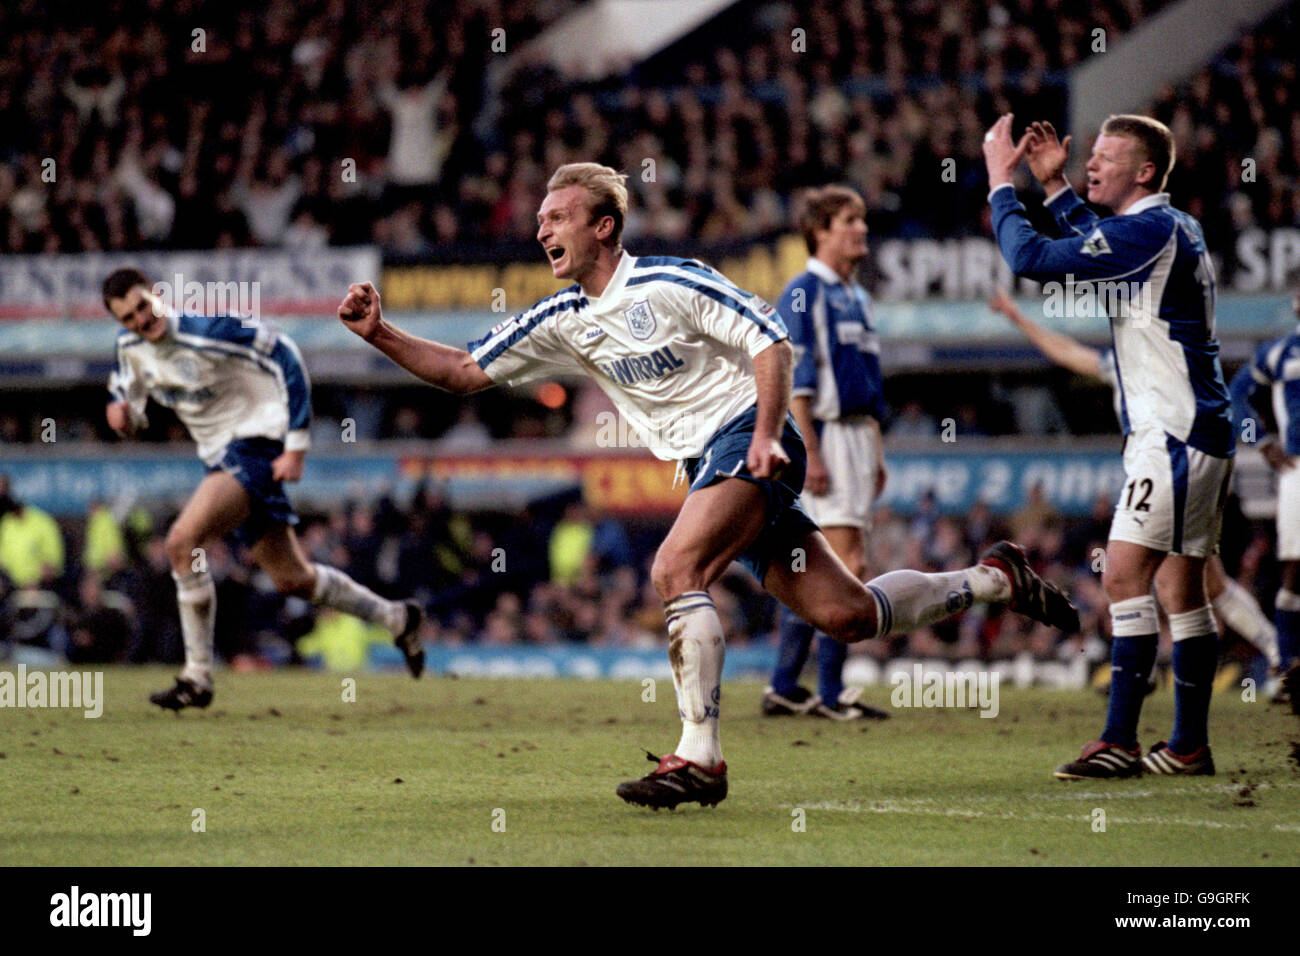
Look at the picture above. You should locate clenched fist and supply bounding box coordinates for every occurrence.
[339,281,383,342]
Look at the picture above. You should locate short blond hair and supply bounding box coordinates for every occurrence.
[1101,114,1175,191]
[547,163,629,246]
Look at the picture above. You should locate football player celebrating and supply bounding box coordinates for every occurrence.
[104,268,424,710]
[990,288,1282,684]
[984,115,1234,777]
[339,163,1079,809]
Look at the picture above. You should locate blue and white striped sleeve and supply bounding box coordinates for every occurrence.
[779,273,819,397]
[468,290,583,387]
[990,185,1169,283]
[663,260,787,356]
[183,315,313,451]
[108,334,150,429]
[1231,340,1282,441]
[1044,185,1101,238]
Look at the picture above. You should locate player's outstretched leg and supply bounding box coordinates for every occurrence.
[312,565,424,678]
[252,525,425,678]
[767,536,1079,645]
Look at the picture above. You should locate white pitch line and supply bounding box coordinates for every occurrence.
[794,799,1300,834]
[810,780,1300,806]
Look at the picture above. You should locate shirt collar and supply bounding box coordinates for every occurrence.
[806,256,846,285]
[1122,193,1170,216]
[589,250,633,306]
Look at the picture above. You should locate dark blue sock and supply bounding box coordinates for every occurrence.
[817,632,847,705]
[1276,607,1300,668]
[1100,634,1158,750]
[771,606,814,697]
[1169,632,1218,754]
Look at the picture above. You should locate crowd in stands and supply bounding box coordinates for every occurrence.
[1,469,1280,676]
[7,0,1294,264]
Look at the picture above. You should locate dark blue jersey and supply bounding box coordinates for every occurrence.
[991,184,1233,457]
[1230,326,1300,456]
[781,257,885,422]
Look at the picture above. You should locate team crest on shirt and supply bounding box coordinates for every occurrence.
[1081,227,1113,257]
[622,298,657,341]
[175,355,200,382]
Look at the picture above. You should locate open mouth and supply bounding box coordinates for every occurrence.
[547,246,566,263]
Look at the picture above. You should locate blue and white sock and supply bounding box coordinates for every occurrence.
[174,569,216,690]
[1275,588,1300,668]
[312,563,405,634]
[1168,605,1219,755]
[817,632,847,706]
[863,565,1011,639]
[771,606,813,698]
[1100,595,1159,751]
[664,591,725,767]
[1212,577,1279,668]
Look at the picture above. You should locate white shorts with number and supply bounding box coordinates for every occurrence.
[1277,457,1300,560]
[1108,428,1233,558]
[802,416,878,532]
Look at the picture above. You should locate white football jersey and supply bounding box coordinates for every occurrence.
[110,311,312,466]
[468,253,788,460]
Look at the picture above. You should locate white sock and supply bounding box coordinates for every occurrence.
[665,591,725,767]
[174,570,216,689]
[863,565,1011,639]
[311,563,406,634]
[1213,578,1280,667]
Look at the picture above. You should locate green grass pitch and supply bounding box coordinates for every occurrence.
[3,666,1298,866]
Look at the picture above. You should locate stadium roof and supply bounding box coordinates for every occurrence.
[515,0,737,81]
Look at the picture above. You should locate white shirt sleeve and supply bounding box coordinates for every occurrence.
[109,341,150,430]
[469,305,580,387]
[676,265,787,357]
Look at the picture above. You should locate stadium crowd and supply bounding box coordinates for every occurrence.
[6,0,1295,262]
[0,469,1278,676]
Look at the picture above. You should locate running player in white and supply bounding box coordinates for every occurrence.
[103,268,424,710]
[990,289,1282,681]
[338,163,1078,808]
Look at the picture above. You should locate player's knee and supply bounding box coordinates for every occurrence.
[650,549,693,601]
[816,591,876,644]
[270,564,315,597]
[164,526,197,570]
[1156,575,1204,614]
[1101,562,1140,603]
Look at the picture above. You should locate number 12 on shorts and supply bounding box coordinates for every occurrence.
[1122,477,1153,512]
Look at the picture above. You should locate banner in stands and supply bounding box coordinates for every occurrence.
[5,445,1139,518]
[379,228,1300,311]
[363,644,1096,689]
[0,247,380,320]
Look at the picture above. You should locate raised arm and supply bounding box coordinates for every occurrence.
[989,288,1102,379]
[339,282,494,394]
